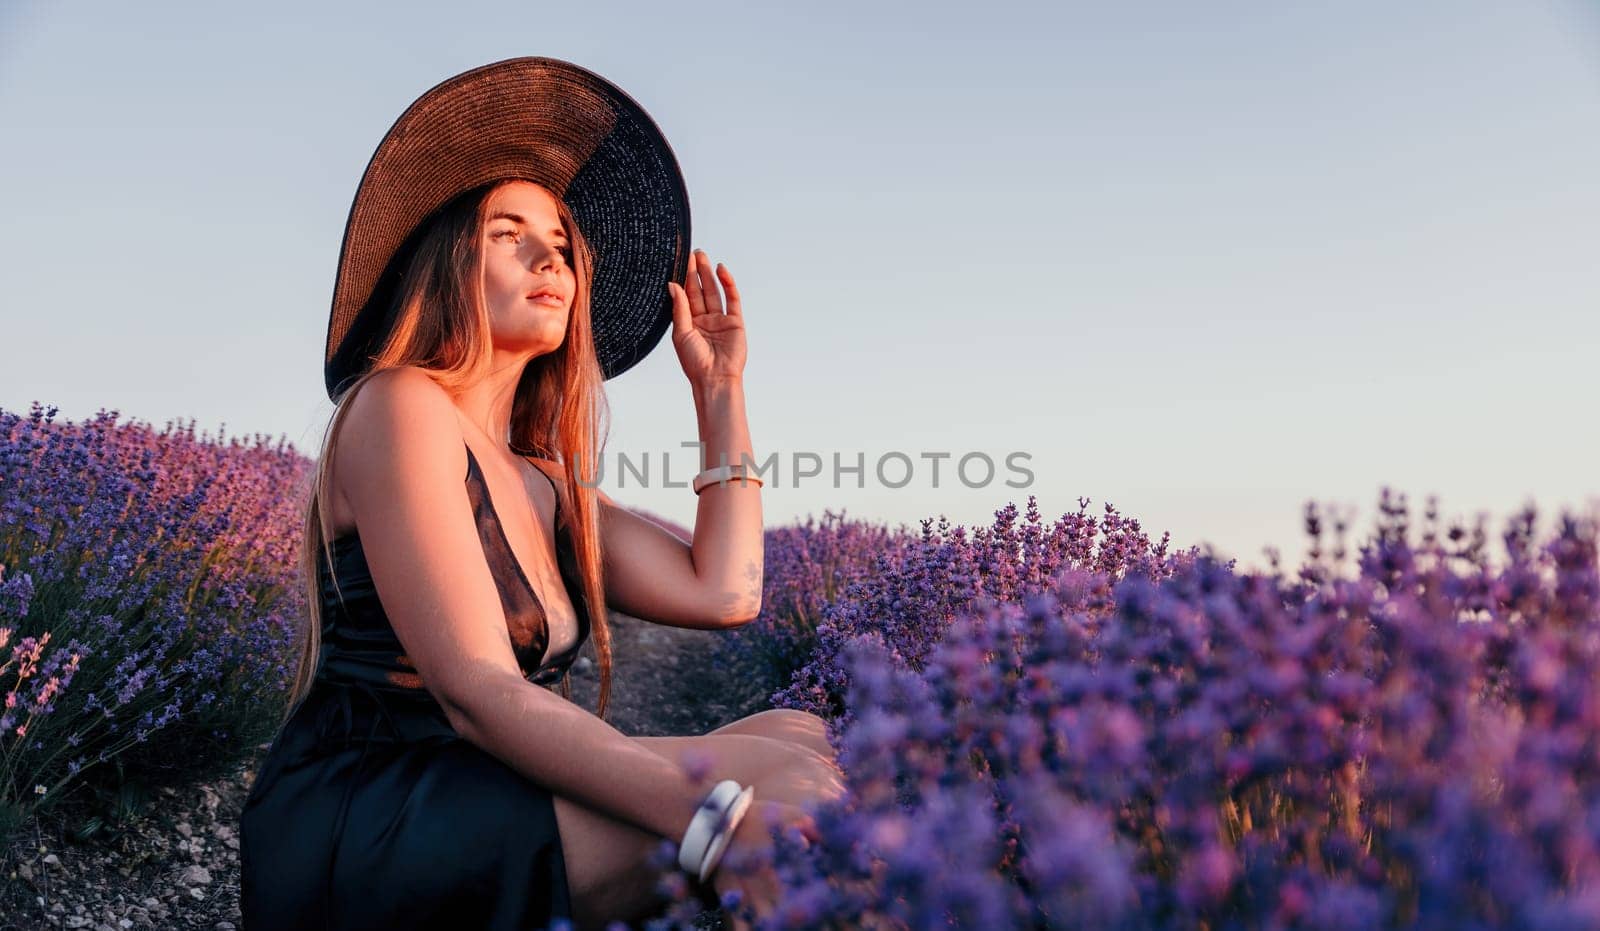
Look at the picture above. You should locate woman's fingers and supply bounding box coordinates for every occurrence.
[678,247,743,330]
[692,249,723,316]
[718,262,742,318]
[685,247,741,318]
[667,281,691,334]
[682,254,704,317]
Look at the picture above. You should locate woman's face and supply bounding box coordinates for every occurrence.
[480,181,574,359]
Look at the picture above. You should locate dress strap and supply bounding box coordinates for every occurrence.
[461,441,562,513]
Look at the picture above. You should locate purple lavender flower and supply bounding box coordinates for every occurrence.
[659,490,1600,929]
[1,403,305,837]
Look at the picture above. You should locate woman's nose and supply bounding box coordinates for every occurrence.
[533,244,563,273]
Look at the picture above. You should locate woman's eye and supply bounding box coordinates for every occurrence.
[493,229,569,260]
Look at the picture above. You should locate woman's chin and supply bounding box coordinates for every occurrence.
[528,306,570,331]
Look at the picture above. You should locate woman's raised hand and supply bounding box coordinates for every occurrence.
[667,248,747,387]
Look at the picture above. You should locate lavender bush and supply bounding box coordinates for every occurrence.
[0,403,304,842]
[774,496,1201,729]
[636,490,1599,930]
[707,510,913,718]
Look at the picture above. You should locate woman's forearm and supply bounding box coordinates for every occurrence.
[449,668,704,841]
[688,375,764,621]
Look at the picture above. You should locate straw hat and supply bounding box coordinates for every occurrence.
[322,56,691,400]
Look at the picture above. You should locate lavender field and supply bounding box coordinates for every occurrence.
[4,402,1598,930]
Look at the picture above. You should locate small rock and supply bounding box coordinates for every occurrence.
[189,887,206,901]
[42,853,61,866]
[175,822,193,838]
[18,862,33,880]
[64,917,90,929]
[180,864,213,885]
[141,896,159,907]
[216,923,236,930]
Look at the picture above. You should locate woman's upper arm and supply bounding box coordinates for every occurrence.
[334,367,526,729]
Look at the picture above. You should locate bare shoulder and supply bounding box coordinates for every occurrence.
[315,366,534,724]
[331,367,467,528]
[341,366,455,434]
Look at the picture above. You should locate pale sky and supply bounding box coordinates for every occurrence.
[3,0,1596,574]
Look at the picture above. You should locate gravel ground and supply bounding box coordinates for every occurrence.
[0,611,780,930]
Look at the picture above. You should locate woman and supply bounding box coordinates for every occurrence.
[239,58,844,931]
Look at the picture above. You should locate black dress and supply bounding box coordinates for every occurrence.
[240,442,593,931]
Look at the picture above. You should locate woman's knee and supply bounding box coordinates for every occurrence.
[632,730,842,809]
[764,747,847,808]
[709,708,835,761]
[762,708,833,745]
[733,732,846,809]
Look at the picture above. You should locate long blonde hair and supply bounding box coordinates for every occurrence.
[282,178,615,726]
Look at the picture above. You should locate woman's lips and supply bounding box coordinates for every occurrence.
[527,294,565,307]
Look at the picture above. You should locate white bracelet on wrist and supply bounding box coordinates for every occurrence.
[692,464,765,495]
[678,779,755,882]
[696,785,754,882]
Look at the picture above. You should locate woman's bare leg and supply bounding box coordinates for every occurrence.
[704,708,835,762]
[554,729,845,930]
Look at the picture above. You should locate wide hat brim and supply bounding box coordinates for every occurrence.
[323,56,691,400]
